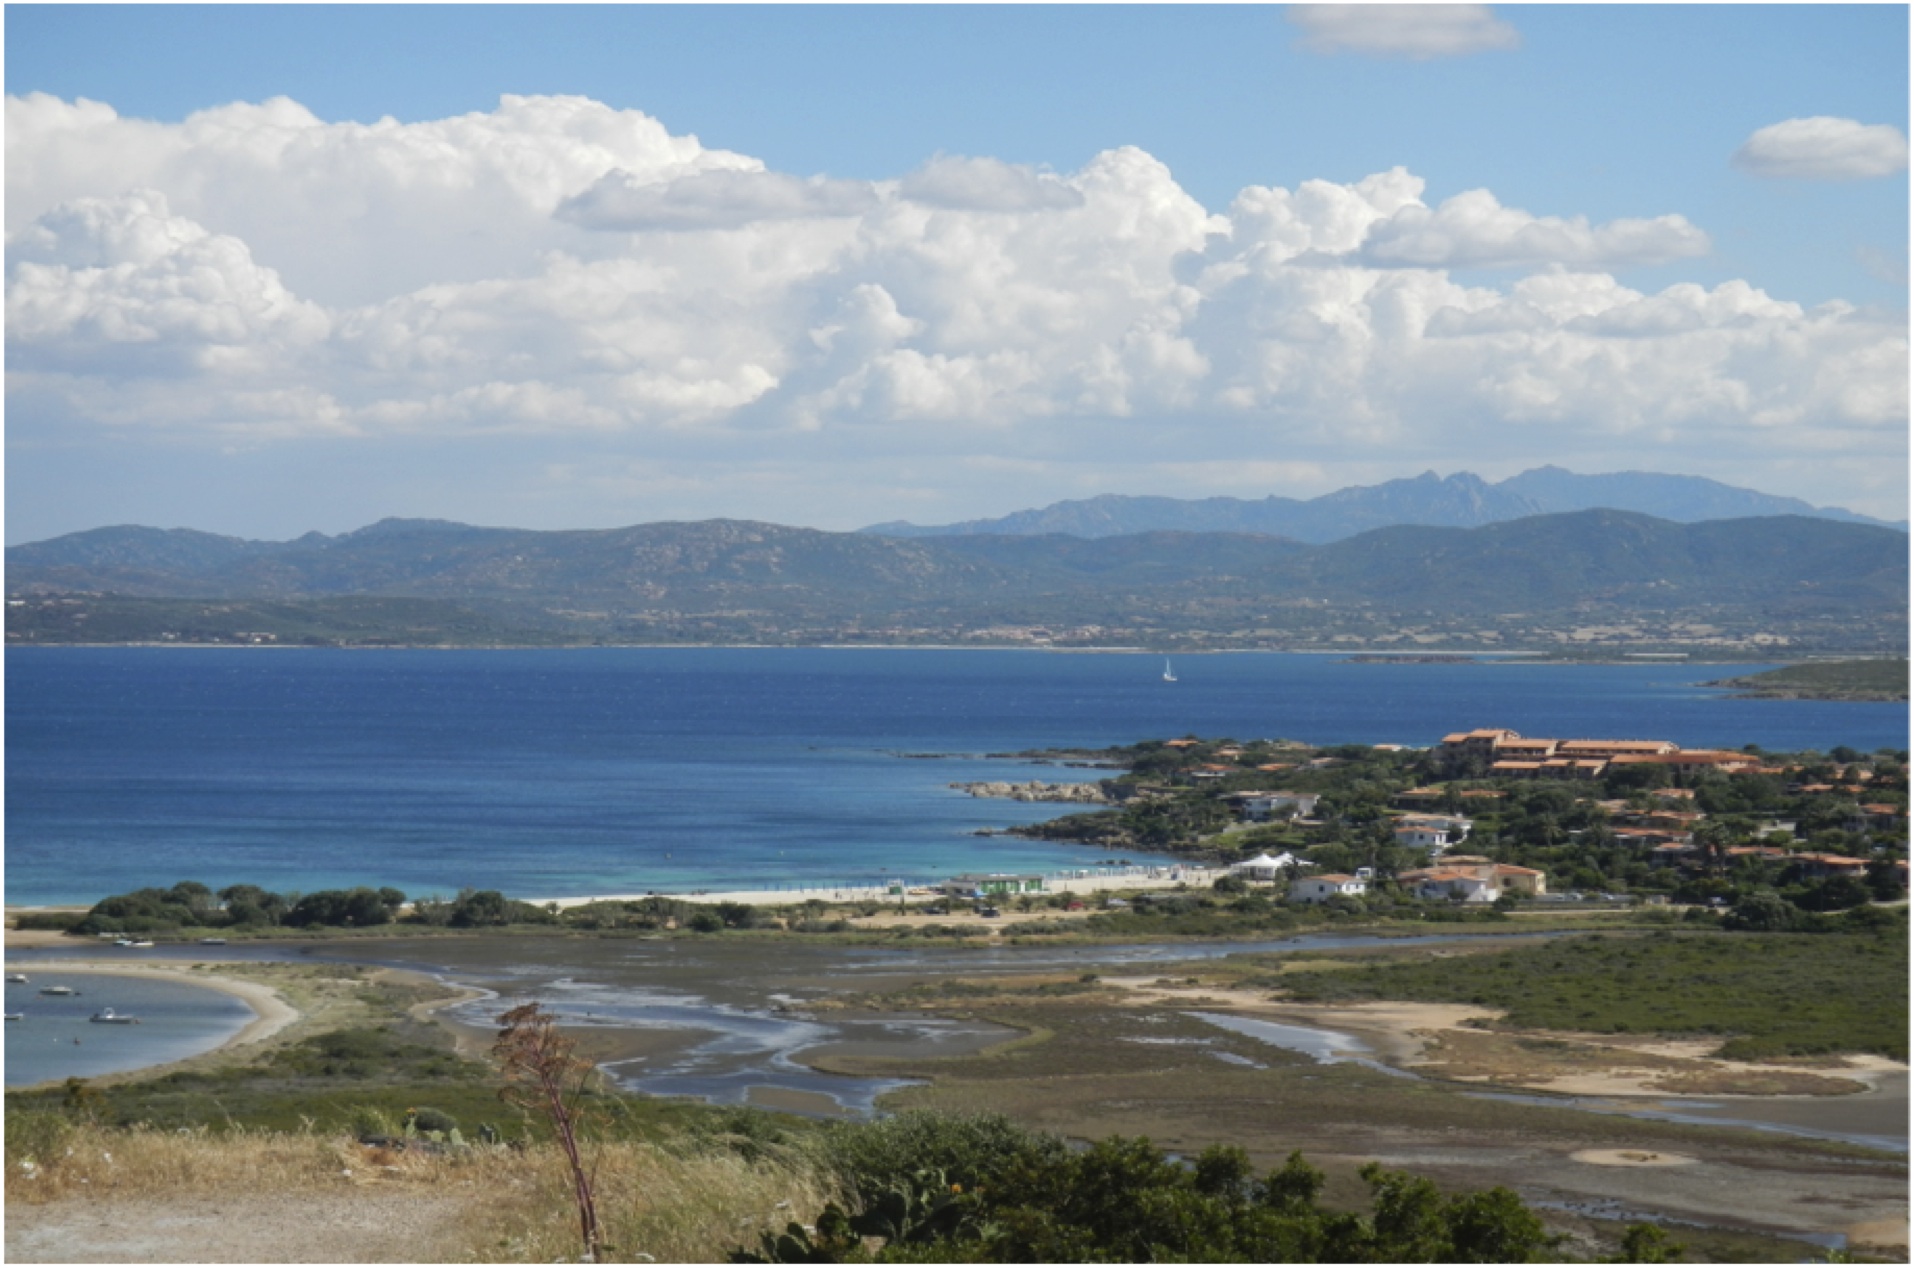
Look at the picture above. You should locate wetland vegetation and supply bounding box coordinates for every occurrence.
[1275,924,1908,1062]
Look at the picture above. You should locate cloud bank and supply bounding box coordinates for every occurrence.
[1733,116,1910,181]
[5,92,1906,508]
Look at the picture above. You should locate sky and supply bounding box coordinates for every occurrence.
[5,3,1909,544]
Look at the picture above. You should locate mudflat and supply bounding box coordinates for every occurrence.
[328,931,1907,1256]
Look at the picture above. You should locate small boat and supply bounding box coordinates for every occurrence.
[6,973,28,983]
[128,940,155,949]
[4,1013,22,1021]
[197,937,228,946]
[38,985,78,996]
[90,1008,140,1024]
[1162,658,1177,683]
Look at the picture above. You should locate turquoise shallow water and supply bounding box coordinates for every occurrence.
[7,647,1906,905]
[3,971,256,1087]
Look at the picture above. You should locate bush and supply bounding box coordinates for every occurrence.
[284,887,391,929]
[749,1125,1566,1264]
[11,911,78,931]
[4,1111,75,1171]
[822,1111,1066,1208]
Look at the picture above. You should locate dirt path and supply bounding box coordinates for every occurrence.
[5,1193,483,1263]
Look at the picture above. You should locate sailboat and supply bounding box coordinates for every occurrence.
[1162,658,1177,683]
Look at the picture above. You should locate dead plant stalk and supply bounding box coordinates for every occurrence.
[493,1001,602,1260]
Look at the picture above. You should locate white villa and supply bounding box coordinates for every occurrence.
[1237,792,1321,821]
[1289,873,1368,904]
[1392,814,1474,855]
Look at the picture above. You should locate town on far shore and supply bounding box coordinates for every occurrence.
[969,724,1908,930]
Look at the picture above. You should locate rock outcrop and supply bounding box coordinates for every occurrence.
[951,780,1112,803]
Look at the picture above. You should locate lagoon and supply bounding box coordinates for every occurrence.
[7,647,1906,906]
[3,971,257,1088]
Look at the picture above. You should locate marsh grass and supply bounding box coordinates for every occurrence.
[1280,929,1909,1060]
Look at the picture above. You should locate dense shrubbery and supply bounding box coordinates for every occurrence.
[741,1111,1588,1263]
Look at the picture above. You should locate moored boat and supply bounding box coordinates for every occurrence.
[89,1008,140,1024]
[38,985,78,996]
[6,972,28,983]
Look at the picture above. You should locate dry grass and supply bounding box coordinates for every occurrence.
[441,1138,844,1263]
[6,1117,842,1264]
[7,1117,346,1203]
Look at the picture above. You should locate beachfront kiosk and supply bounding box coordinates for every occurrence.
[940,873,1047,899]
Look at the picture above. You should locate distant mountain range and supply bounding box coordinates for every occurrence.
[8,509,1906,652]
[861,467,1904,543]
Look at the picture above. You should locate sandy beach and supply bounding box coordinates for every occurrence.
[535,865,1226,910]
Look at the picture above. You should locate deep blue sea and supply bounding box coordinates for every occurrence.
[6,648,1907,906]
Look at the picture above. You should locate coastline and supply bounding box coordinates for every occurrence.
[9,642,1796,665]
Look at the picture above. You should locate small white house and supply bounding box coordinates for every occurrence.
[1288,873,1368,904]
[1229,852,1297,883]
[1392,815,1473,855]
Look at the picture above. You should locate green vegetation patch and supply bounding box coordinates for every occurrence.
[1281,927,1908,1061]
[753,1111,1573,1264]
[1707,658,1909,701]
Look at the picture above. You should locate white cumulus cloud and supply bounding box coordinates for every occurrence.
[3,92,1904,510]
[1287,4,1519,59]
[898,155,1085,212]
[1360,189,1711,269]
[558,168,880,231]
[1733,116,1910,180]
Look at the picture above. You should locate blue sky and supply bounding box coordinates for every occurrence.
[6,4,1909,541]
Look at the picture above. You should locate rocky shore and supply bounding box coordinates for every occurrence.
[950,779,1113,803]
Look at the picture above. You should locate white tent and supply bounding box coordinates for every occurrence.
[1229,852,1296,882]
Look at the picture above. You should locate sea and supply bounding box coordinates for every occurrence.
[6,647,1907,907]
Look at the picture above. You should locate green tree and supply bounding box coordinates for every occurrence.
[448,888,512,927]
